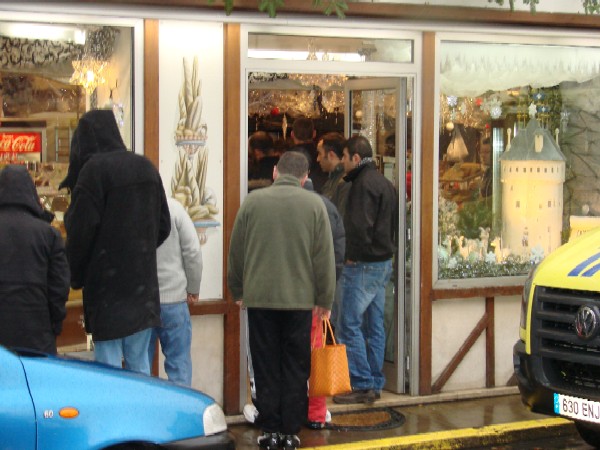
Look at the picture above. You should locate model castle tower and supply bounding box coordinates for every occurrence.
[499,119,566,259]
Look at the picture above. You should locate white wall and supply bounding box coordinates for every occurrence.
[495,295,521,385]
[432,295,520,391]
[158,20,224,300]
[157,20,225,402]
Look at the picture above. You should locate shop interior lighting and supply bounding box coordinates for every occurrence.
[288,39,348,90]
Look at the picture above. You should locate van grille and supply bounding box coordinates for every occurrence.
[531,286,600,393]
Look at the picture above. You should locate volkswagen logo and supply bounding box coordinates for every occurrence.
[575,305,600,340]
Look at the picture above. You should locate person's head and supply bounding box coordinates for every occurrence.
[480,136,492,167]
[0,165,43,218]
[249,131,275,161]
[273,138,289,156]
[273,150,309,185]
[59,109,126,191]
[342,135,373,173]
[317,132,346,173]
[291,117,315,144]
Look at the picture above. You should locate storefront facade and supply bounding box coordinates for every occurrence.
[1,1,599,414]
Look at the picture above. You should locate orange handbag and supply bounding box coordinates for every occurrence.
[308,317,352,397]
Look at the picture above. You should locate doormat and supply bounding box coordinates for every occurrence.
[326,407,405,432]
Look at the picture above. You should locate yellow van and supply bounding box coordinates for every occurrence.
[514,226,600,447]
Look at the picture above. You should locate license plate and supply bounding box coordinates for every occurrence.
[554,393,600,423]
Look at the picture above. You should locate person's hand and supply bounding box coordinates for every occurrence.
[187,293,199,305]
[313,305,331,320]
[235,299,244,308]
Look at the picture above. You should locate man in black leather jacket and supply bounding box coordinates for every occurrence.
[333,135,397,405]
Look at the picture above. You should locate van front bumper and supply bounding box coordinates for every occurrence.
[513,339,557,417]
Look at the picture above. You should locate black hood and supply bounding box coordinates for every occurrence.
[0,165,44,218]
[59,109,126,191]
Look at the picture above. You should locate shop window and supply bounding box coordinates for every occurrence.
[0,21,133,238]
[437,39,600,281]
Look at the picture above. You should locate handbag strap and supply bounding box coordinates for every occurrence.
[311,317,337,349]
[324,317,337,345]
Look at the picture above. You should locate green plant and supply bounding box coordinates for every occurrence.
[488,0,539,13]
[583,0,600,14]
[489,0,600,14]
[456,196,492,239]
[208,0,348,18]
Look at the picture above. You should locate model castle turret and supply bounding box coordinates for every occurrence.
[500,119,566,259]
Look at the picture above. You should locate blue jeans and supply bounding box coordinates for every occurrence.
[148,301,192,387]
[336,259,393,392]
[94,328,153,375]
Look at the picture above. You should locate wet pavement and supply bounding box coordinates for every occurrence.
[226,387,578,449]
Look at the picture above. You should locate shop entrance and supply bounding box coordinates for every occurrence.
[242,27,419,402]
[244,72,414,396]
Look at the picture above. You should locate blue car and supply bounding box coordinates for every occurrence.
[0,345,235,449]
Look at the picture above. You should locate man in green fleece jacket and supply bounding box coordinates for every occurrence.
[227,151,335,450]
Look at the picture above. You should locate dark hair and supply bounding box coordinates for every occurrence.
[287,145,313,166]
[345,135,373,160]
[277,151,308,178]
[320,132,346,159]
[292,117,314,142]
[249,131,274,155]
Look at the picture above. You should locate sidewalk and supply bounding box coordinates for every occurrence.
[226,387,577,449]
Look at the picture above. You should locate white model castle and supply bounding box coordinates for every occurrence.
[500,119,566,259]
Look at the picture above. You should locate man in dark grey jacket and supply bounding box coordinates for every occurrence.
[0,165,70,354]
[333,135,397,405]
[228,151,335,450]
[61,110,170,375]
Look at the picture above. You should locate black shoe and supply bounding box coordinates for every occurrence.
[374,391,381,400]
[305,420,325,430]
[257,431,280,449]
[333,389,376,404]
[281,434,300,450]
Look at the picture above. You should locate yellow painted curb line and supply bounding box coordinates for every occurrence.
[303,418,572,449]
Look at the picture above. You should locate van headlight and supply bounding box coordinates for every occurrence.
[203,403,227,436]
[520,264,539,330]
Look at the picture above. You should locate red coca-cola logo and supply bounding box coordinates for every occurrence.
[0,132,42,154]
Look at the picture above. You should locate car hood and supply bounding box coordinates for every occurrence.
[18,350,218,449]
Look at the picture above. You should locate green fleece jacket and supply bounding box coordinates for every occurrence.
[227,175,336,310]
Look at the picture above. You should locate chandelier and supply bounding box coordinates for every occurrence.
[289,39,347,91]
[70,58,108,94]
[70,27,118,95]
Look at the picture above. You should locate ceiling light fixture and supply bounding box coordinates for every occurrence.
[288,39,348,91]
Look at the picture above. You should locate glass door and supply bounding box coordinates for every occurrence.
[344,77,412,393]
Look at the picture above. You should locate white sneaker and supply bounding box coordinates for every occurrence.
[325,409,332,423]
[243,403,259,424]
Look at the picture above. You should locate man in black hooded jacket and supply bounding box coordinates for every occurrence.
[61,109,171,375]
[0,165,70,354]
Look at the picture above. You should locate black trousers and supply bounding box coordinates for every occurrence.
[248,308,312,435]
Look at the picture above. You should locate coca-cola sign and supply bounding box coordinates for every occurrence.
[0,132,42,161]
